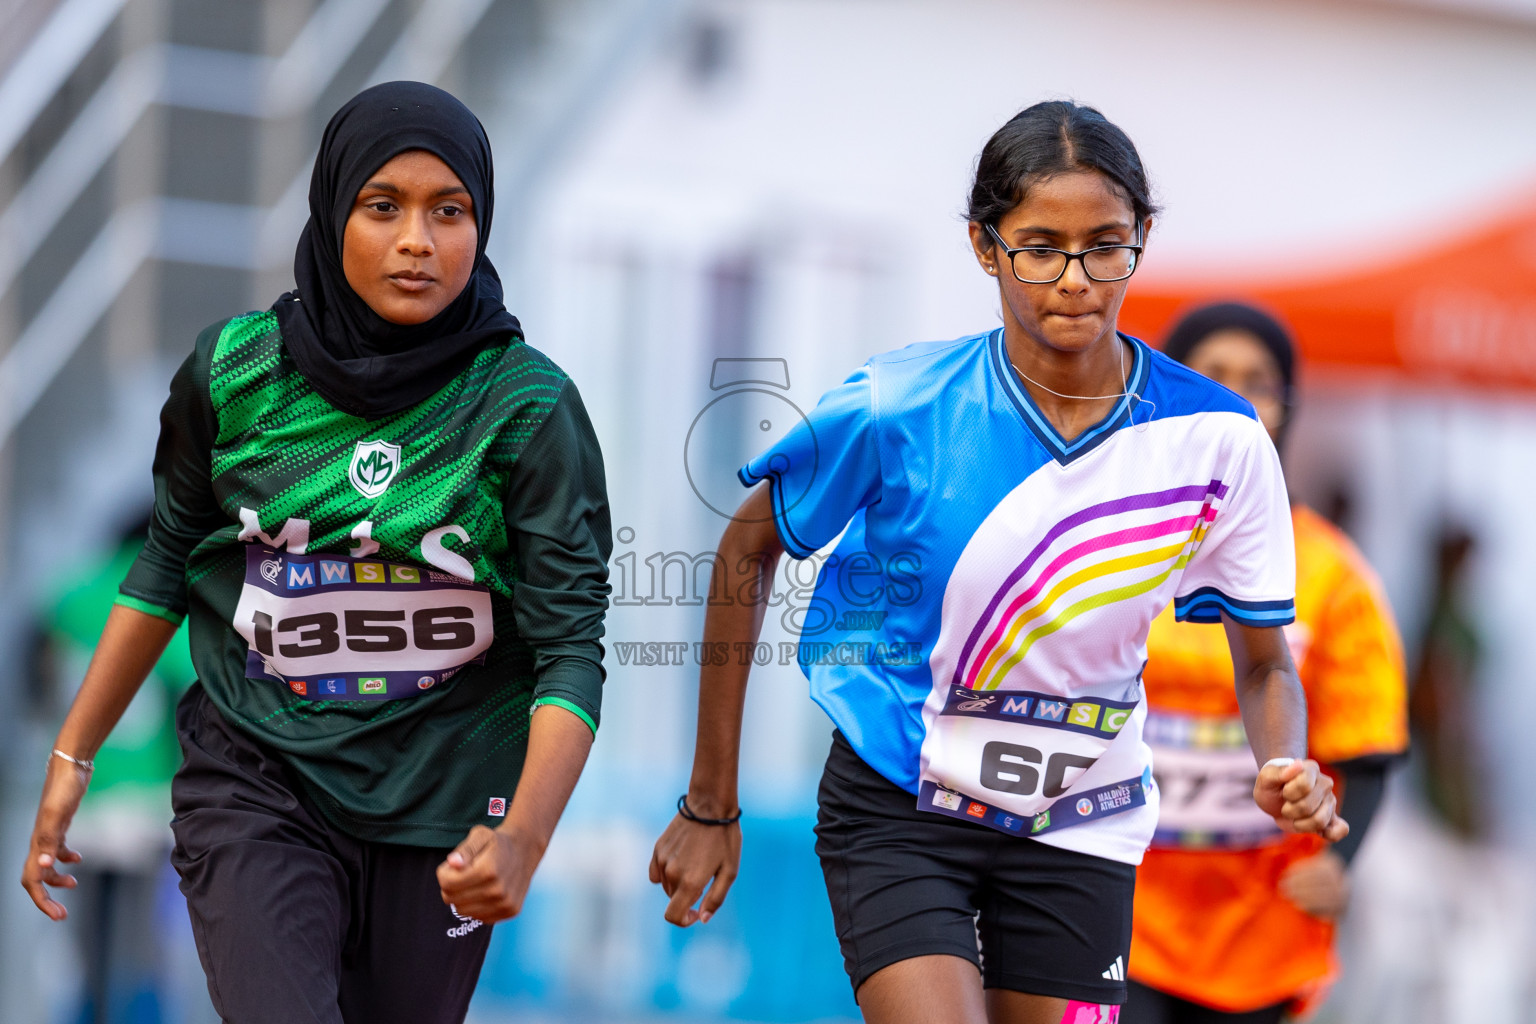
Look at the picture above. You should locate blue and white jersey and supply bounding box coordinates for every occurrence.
[740,330,1295,865]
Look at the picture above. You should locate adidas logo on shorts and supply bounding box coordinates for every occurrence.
[446,904,484,939]
[1101,955,1125,981]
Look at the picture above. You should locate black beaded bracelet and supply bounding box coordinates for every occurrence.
[677,793,741,826]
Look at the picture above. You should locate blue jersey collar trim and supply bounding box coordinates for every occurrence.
[988,328,1151,466]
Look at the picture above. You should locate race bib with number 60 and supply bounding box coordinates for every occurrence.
[917,685,1150,837]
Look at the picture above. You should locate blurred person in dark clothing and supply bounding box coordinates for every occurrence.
[1408,527,1483,840]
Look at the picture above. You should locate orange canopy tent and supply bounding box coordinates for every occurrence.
[1118,192,1536,392]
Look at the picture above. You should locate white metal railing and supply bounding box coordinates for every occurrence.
[0,0,128,164]
[0,0,675,448]
[0,0,395,303]
[0,201,157,441]
[0,0,433,441]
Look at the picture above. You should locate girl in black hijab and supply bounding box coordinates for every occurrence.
[23,82,612,1024]
[275,79,523,419]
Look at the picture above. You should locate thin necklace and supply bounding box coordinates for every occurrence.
[1010,338,1131,402]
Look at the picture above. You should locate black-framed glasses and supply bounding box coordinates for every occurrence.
[985,222,1144,284]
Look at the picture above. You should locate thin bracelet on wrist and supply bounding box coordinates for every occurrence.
[51,749,95,772]
[677,794,741,826]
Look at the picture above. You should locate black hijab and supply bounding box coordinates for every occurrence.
[1161,300,1297,450]
[272,81,522,420]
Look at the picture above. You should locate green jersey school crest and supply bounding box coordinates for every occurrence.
[349,439,402,498]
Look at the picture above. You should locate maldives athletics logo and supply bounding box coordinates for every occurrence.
[349,439,402,499]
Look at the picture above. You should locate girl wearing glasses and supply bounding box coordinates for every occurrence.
[651,101,1344,1024]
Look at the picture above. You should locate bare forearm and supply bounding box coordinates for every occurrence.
[1235,663,1307,764]
[650,487,782,928]
[1223,618,1307,765]
[688,512,781,817]
[500,704,594,854]
[55,605,178,759]
[24,605,177,920]
[1227,621,1347,840]
[687,587,766,814]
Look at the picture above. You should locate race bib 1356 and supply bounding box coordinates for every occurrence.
[232,544,494,701]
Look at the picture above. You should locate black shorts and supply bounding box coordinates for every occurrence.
[169,684,492,1024]
[814,730,1135,1003]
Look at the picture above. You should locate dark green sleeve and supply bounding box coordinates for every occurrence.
[117,321,229,623]
[505,380,613,734]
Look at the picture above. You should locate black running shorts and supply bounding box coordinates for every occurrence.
[814,730,1136,1003]
[169,684,493,1024]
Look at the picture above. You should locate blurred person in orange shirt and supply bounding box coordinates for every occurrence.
[1124,303,1408,1024]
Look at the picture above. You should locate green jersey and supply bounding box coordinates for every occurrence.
[119,311,611,845]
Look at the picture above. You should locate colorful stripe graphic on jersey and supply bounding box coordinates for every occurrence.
[954,482,1225,692]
